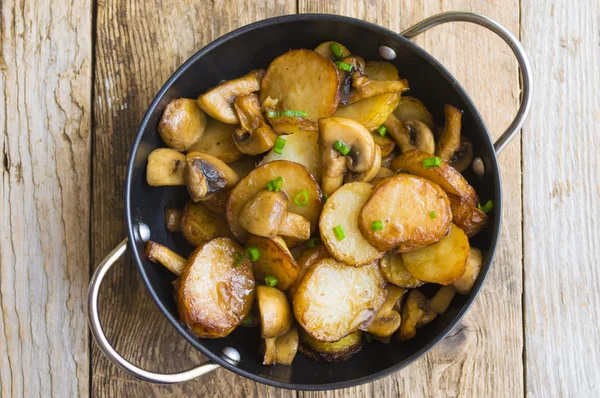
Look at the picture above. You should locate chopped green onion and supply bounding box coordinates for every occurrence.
[242,314,252,325]
[266,176,284,192]
[245,246,261,261]
[265,275,278,287]
[323,193,329,201]
[307,237,320,248]
[365,333,373,343]
[267,110,278,118]
[267,110,308,118]
[422,157,442,168]
[429,211,437,219]
[233,252,244,267]
[335,61,353,72]
[333,225,346,241]
[274,137,286,154]
[395,168,409,174]
[330,42,344,58]
[293,190,309,207]
[333,140,351,156]
[371,220,384,231]
[478,200,494,213]
[377,125,387,137]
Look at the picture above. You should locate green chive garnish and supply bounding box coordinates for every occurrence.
[333,225,346,241]
[266,176,284,192]
[478,200,494,213]
[335,61,353,72]
[267,110,277,118]
[330,42,343,58]
[267,110,308,118]
[323,193,329,201]
[274,137,286,154]
[377,126,387,137]
[307,237,320,248]
[293,190,309,207]
[245,246,260,262]
[242,314,252,325]
[333,140,351,156]
[422,157,442,168]
[233,252,243,267]
[429,211,436,219]
[371,220,383,231]
[265,275,278,287]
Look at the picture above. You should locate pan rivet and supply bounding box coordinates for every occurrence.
[137,222,151,242]
[379,45,397,60]
[472,156,485,179]
[222,347,241,365]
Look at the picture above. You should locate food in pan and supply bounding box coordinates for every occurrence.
[144,42,491,365]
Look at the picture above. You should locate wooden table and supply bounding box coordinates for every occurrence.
[1,0,598,396]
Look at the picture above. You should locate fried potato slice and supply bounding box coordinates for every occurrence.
[259,130,321,181]
[391,149,479,205]
[449,194,488,237]
[187,118,242,163]
[333,61,401,131]
[180,201,232,246]
[260,49,340,121]
[256,285,293,338]
[299,328,363,362]
[319,182,383,266]
[266,115,318,136]
[226,161,323,244]
[402,224,469,285]
[358,174,452,252]
[379,252,424,288]
[176,238,255,338]
[452,247,483,295]
[393,96,435,130]
[246,236,299,291]
[287,245,329,299]
[293,259,386,342]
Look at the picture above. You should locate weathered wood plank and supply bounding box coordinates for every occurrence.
[91,1,296,396]
[0,0,92,397]
[521,2,600,397]
[297,1,523,397]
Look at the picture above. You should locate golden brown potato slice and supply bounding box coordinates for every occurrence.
[259,130,321,181]
[260,49,340,121]
[379,252,424,288]
[164,208,182,232]
[449,194,488,237]
[145,240,187,276]
[299,328,363,362]
[262,327,299,365]
[256,285,293,338]
[452,247,483,295]
[393,96,435,130]
[428,286,456,315]
[366,285,407,338]
[319,182,383,266]
[197,69,264,124]
[358,174,452,252]
[313,41,351,60]
[293,259,386,342]
[398,289,429,341]
[266,115,318,136]
[226,161,323,243]
[158,98,207,152]
[334,61,401,131]
[372,131,396,157]
[229,155,259,178]
[287,245,329,299]
[246,236,299,291]
[402,224,469,285]
[187,118,242,163]
[180,201,232,246]
[391,149,479,205]
[176,237,255,338]
[146,148,186,186]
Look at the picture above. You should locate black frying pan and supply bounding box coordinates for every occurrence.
[88,12,532,391]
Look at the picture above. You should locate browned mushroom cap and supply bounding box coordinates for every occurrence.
[238,189,311,240]
[185,152,239,201]
[436,104,464,161]
[448,137,474,173]
[158,98,207,152]
[319,117,376,196]
[232,93,277,155]
[146,148,187,186]
[197,69,265,124]
[383,115,435,154]
[261,327,299,365]
[345,145,382,183]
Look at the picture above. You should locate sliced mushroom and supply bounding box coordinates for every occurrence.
[383,114,435,154]
[256,285,293,338]
[158,98,207,152]
[232,93,277,155]
[146,148,186,186]
[261,327,299,365]
[238,189,311,240]
[346,144,382,183]
[145,240,187,276]
[436,104,464,161]
[448,137,474,173]
[185,152,239,201]
[366,285,407,338]
[319,117,376,196]
[197,69,265,124]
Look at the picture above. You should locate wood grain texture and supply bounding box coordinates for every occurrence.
[0,0,92,397]
[297,1,523,397]
[521,1,600,397]
[91,1,296,397]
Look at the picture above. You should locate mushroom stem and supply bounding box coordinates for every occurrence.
[233,93,277,155]
[280,212,311,240]
[384,115,435,154]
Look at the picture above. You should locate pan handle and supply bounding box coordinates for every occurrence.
[88,238,220,383]
[400,11,533,154]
